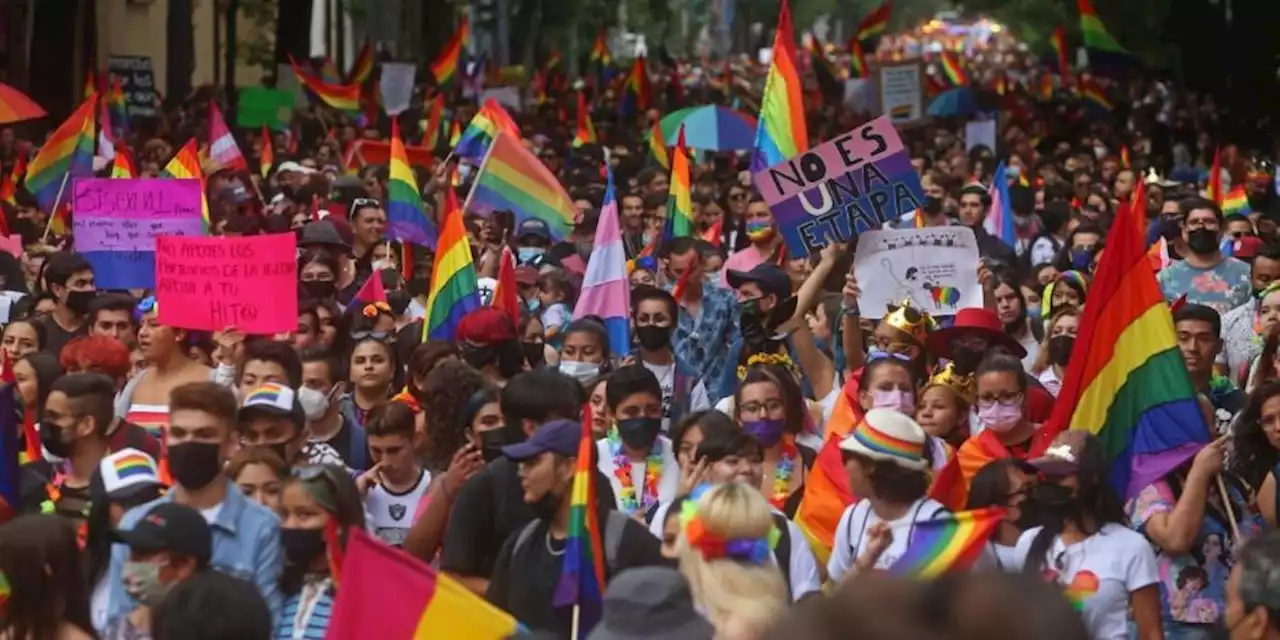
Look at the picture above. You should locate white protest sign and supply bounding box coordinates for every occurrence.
[965,119,996,152]
[853,226,981,318]
[876,62,924,125]
[379,62,417,115]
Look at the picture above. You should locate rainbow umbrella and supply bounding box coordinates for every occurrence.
[658,105,758,151]
[0,83,46,124]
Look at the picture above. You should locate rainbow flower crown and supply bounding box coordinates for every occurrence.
[679,496,779,566]
[736,352,798,381]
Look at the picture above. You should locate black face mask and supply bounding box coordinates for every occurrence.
[65,289,95,316]
[495,340,527,379]
[739,298,769,348]
[1026,482,1080,522]
[615,417,662,450]
[1186,228,1219,256]
[407,277,430,297]
[521,341,545,369]
[950,348,984,375]
[1048,335,1075,367]
[41,421,74,459]
[300,280,336,300]
[529,489,563,522]
[477,429,509,463]
[280,527,326,568]
[167,441,224,490]
[460,343,497,370]
[634,325,672,351]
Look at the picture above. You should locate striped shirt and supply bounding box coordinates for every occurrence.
[275,579,333,640]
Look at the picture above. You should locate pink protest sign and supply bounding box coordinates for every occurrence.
[73,178,204,251]
[155,234,297,334]
[752,116,906,206]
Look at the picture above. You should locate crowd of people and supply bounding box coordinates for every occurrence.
[7,14,1280,640]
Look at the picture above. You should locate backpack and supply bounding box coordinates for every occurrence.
[513,510,630,577]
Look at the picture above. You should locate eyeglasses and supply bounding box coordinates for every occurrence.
[349,330,392,342]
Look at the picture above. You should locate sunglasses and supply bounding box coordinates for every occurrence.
[349,330,392,342]
[351,197,381,208]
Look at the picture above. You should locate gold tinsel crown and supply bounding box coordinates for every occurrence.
[883,299,936,345]
[927,362,976,405]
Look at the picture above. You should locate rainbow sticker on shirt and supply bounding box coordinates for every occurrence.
[1063,570,1100,611]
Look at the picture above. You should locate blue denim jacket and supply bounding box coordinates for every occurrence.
[107,480,283,620]
[673,283,740,403]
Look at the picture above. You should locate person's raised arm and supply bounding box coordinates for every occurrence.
[841,270,866,373]
[402,444,485,562]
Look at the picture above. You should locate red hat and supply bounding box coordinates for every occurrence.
[925,307,1027,359]
[1233,236,1264,260]
[456,307,518,345]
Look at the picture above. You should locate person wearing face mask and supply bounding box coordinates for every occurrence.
[298,221,359,304]
[514,218,553,267]
[105,503,213,639]
[36,252,96,357]
[663,237,739,403]
[594,366,680,521]
[356,401,431,547]
[487,419,667,636]
[720,197,785,288]
[732,364,818,514]
[1033,308,1081,398]
[1158,197,1253,315]
[298,347,368,471]
[956,184,1018,265]
[855,357,949,474]
[456,307,528,388]
[558,318,613,385]
[239,382,344,469]
[107,382,283,619]
[631,287,710,432]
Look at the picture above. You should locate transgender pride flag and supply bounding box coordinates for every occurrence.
[573,167,630,356]
[984,161,1016,249]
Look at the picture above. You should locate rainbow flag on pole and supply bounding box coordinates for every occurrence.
[0,155,25,205]
[663,126,693,241]
[750,0,808,173]
[422,174,480,341]
[161,139,210,230]
[259,125,274,178]
[849,40,869,79]
[648,121,669,169]
[468,131,576,242]
[1222,186,1251,216]
[572,92,596,148]
[620,56,651,117]
[1041,165,1210,498]
[573,168,631,356]
[552,417,607,639]
[1078,0,1130,75]
[24,95,95,220]
[387,119,437,248]
[110,147,136,179]
[890,508,1005,578]
[430,17,470,88]
[348,41,375,85]
[940,51,968,86]
[207,102,247,171]
[453,98,521,162]
[853,1,890,49]
[288,56,361,116]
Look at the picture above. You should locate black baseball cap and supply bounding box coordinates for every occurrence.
[502,419,582,461]
[726,264,791,300]
[112,503,213,565]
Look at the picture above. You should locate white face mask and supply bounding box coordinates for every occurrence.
[298,386,331,422]
[559,360,601,384]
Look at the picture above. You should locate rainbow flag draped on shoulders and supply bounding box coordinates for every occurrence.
[25,95,95,225]
[551,416,607,638]
[422,175,480,341]
[1040,177,1209,498]
[453,98,521,162]
[663,126,693,241]
[469,131,576,242]
[890,508,1005,578]
[750,0,807,173]
[386,119,437,248]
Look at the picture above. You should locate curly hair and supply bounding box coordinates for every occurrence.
[420,359,488,473]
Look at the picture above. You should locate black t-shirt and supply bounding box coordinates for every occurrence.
[36,315,86,358]
[440,457,617,580]
[485,513,669,637]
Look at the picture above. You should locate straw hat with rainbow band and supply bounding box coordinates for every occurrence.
[837,408,929,471]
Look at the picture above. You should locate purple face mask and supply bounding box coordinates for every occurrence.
[978,402,1023,432]
[741,418,787,448]
[871,389,916,415]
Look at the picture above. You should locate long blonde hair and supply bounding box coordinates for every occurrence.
[677,483,789,637]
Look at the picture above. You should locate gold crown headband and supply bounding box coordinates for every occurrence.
[926,362,976,405]
[882,299,936,345]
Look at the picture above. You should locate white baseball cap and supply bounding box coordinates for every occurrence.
[98,448,162,499]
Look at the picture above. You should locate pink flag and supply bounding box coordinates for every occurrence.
[353,269,387,304]
[208,102,248,171]
[572,168,630,356]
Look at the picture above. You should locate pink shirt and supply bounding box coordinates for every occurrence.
[720,245,769,287]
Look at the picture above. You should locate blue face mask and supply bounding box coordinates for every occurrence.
[1027,305,1043,323]
[517,247,546,265]
[525,297,540,312]
[1070,248,1093,271]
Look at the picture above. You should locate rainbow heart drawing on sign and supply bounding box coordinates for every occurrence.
[751,116,926,258]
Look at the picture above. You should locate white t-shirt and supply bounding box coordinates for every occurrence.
[641,360,711,433]
[363,469,432,547]
[1010,524,1159,640]
[596,436,681,518]
[827,497,950,581]
[199,503,224,525]
[1016,329,1040,372]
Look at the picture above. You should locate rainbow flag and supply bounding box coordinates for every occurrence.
[453,98,521,162]
[984,162,1016,248]
[1120,145,1131,169]
[1222,186,1251,216]
[107,78,129,135]
[1038,73,1055,100]
[161,139,210,230]
[850,40,869,79]
[854,1,890,49]
[890,508,1004,578]
[0,82,46,125]
[430,17,470,88]
[24,95,95,222]
[259,125,274,178]
[325,528,517,639]
[1046,26,1071,79]
[1040,171,1210,499]
[0,155,24,205]
[750,0,808,173]
[1207,147,1223,204]
[422,93,445,149]
[0,382,17,520]
[620,56,651,116]
[422,174,480,341]
[387,119,437,248]
[590,30,612,67]
[288,56,361,116]
[207,102,247,171]
[552,416,607,638]
[1078,0,1130,75]
[468,131,576,241]
[572,92,596,148]
[940,51,968,86]
[544,51,562,72]
[1080,79,1112,112]
[648,121,669,169]
[663,126,693,241]
[448,120,462,147]
[110,147,136,179]
[84,71,97,100]
[794,414,857,565]
[348,41,375,84]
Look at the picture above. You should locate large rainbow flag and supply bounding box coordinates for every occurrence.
[890,508,1004,578]
[422,174,480,341]
[24,95,95,221]
[386,119,436,248]
[552,417,607,638]
[288,56,361,116]
[468,131,576,241]
[325,528,517,639]
[1078,0,1130,75]
[750,0,807,173]
[1040,170,1210,498]
[663,126,693,241]
[853,1,890,49]
[161,139,210,230]
[430,17,470,88]
[573,168,630,357]
[454,98,521,161]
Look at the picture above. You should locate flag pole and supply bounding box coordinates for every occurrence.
[459,131,500,217]
[571,604,581,640]
[40,173,72,243]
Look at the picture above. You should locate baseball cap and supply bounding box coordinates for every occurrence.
[238,382,305,429]
[112,503,213,564]
[514,265,539,286]
[1024,430,1090,476]
[1233,236,1264,260]
[456,307,518,345]
[98,448,162,500]
[587,567,714,640]
[517,218,553,242]
[726,264,791,300]
[276,161,317,176]
[502,419,582,461]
